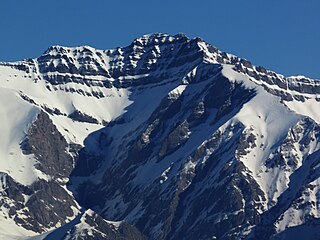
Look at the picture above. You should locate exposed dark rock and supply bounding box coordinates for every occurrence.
[68,110,99,124]
[42,105,65,116]
[158,120,190,159]
[0,173,78,234]
[26,111,78,178]
[19,93,37,105]
[18,180,78,233]
[237,131,257,158]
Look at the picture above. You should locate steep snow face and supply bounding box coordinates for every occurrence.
[285,99,320,124]
[222,65,303,203]
[0,60,133,186]
[0,88,40,185]
[0,64,132,145]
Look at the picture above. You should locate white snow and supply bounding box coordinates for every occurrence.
[285,98,320,124]
[222,65,302,205]
[0,64,132,145]
[0,88,40,185]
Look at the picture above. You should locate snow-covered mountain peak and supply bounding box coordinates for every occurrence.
[43,45,70,55]
[1,33,320,240]
[131,33,188,46]
[43,45,98,57]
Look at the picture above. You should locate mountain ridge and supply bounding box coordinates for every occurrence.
[0,33,320,240]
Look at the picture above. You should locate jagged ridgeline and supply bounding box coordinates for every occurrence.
[0,33,320,240]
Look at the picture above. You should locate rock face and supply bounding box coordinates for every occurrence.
[24,111,79,178]
[0,33,320,240]
[0,111,80,234]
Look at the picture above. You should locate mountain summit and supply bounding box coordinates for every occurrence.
[0,33,320,240]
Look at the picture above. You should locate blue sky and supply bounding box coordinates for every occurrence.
[0,0,319,78]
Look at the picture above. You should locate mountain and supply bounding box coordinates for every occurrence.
[0,33,320,240]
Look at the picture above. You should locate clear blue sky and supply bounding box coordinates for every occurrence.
[1,0,319,79]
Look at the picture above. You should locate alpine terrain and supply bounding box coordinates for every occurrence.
[0,33,320,240]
